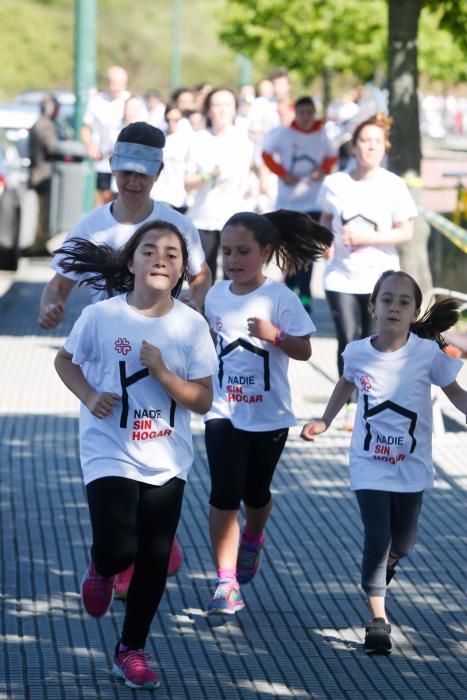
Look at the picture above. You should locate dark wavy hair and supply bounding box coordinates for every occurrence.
[55,220,189,298]
[223,210,334,275]
[370,270,460,349]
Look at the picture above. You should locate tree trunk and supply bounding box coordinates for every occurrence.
[322,68,332,112]
[387,0,423,176]
[401,185,433,298]
[387,0,433,296]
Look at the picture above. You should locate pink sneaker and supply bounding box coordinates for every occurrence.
[207,578,245,615]
[80,560,115,618]
[114,563,135,601]
[167,535,183,577]
[237,532,264,584]
[113,643,160,689]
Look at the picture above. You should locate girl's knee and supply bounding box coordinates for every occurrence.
[209,489,241,511]
[243,492,271,510]
[389,543,413,559]
[364,532,391,556]
[92,542,137,577]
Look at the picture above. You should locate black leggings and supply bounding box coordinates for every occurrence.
[356,489,424,597]
[285,265,313,300]
[325,290,374,376]
[86,475,185,649]
[205,418,288,510]
[325,290,374,402]
[198,229,220,284]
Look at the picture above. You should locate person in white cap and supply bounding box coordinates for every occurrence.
[39,121,210,325]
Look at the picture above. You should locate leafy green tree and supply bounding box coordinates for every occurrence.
[220,0,466,97]
[220,0,387,84]
[418,8,467,83]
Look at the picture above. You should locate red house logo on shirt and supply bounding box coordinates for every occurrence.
[115,337,132,355]
[360,375,372,392]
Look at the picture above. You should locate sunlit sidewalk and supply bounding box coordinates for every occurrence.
[0,259,466,699]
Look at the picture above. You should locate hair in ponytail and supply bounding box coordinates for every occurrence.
[411,298,460,349]
[223,209,334,274]
[370,270,460,349]
[55,220,189,298]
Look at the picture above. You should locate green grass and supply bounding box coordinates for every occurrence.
[0,0,266,102]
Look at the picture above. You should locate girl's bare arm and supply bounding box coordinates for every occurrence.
[442,380,467,422]
[247,317,311,361]
[301,376,355,440]
[140,341,213,414]
[54,347,120,418]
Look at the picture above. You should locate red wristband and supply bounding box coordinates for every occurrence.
[273,328,286,346]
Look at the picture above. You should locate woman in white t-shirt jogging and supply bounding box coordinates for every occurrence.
[54,220,217,690]
[301,270,467,655]
[203,209,334,615]
[185,87,254,283]
[317,114,418,429]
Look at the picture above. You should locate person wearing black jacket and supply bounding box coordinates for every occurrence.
[28,94,61,254]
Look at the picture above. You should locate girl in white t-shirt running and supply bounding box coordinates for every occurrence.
[301,270,467,655]
[203,210,334,615]
[54,221,217,690]
[317,114,418,429]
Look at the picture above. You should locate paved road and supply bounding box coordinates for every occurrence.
[0,259,466,699]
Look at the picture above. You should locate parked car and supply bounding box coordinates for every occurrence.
[0,103,39,165]
[14,89,75,137]
[0,94,87,270]
[0,129,38,270]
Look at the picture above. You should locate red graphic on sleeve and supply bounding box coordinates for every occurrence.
[115,338,132,355]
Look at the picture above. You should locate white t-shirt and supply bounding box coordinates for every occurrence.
[186,126,254,231]
[83,91,130,173]
[263,124,336,211]
[51,201,205,303]
[64,295,218,486]
[343,333,462,492]
[317,168,418,293]
[151,131,190,209]
[204,278,316,431]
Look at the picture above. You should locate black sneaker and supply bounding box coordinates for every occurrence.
[364,618,392,654]
[386,566,396,585]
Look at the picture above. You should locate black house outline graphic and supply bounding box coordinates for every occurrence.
[341,213,378,230]
[291,153,318,176]
[218,338,270,391]
[119,361,176,429]
[363,394,417,453]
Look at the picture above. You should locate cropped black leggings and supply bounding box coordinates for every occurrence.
[86,475,185,649]
[206,418,288,510]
